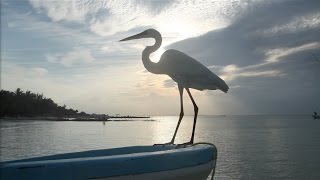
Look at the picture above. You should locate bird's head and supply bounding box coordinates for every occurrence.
[119,29,159,42]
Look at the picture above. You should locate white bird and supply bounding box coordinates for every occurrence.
[120,29,229,145]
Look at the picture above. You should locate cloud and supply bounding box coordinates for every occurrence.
[169,1,320,75]
[89,16,133,36]
[163,79,176,88]
[134,0,176,14]
[167,0,320,114]
[28,0,107,22]
[257,12,320,37]
[2,63,48,79]
[47,48,94,67]
[30,67,49,76]
[170,1,320,63]
[217,42,320,82]
[219,64,283,82]
[3,0,320,115]
[27,0,257,40]
[265,42,320,63]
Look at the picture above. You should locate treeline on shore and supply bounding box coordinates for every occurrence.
[0,88,89,118]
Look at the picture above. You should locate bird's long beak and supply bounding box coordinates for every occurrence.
[119,32,145,42]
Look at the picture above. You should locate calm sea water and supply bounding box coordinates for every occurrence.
[1,115,320,179]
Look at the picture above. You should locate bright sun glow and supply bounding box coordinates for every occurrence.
[158,22,198,41]
[150,47,165,63]
[150,22,199,62]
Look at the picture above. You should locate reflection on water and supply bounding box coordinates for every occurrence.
[1,115,320,179]
[151,116,195,143]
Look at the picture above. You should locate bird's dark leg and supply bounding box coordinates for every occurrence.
[170,84,184,144]
[185,88,198,145]
[154,85,183,146]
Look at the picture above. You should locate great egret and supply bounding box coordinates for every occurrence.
[120,29,229,145]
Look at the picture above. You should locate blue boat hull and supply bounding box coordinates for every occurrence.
[1,144,217,180]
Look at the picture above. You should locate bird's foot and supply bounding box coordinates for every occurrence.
[177,141,193,148]
[153,141,175,147]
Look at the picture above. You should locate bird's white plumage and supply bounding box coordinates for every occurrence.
[158,49,228,92]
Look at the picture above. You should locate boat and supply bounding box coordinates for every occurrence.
[0,143,217,180]
[313,115,320,119]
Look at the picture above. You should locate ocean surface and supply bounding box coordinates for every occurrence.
[1,115,320,179]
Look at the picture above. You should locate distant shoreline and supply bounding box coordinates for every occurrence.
[0,116,151,122]
[108,116,150,119]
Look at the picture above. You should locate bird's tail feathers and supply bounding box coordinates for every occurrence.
[219,83,229,93]
[216,78,229,93]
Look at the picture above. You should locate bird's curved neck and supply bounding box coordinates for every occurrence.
[142,32,162,74]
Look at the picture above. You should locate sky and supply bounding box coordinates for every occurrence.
[1,0,320,116]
